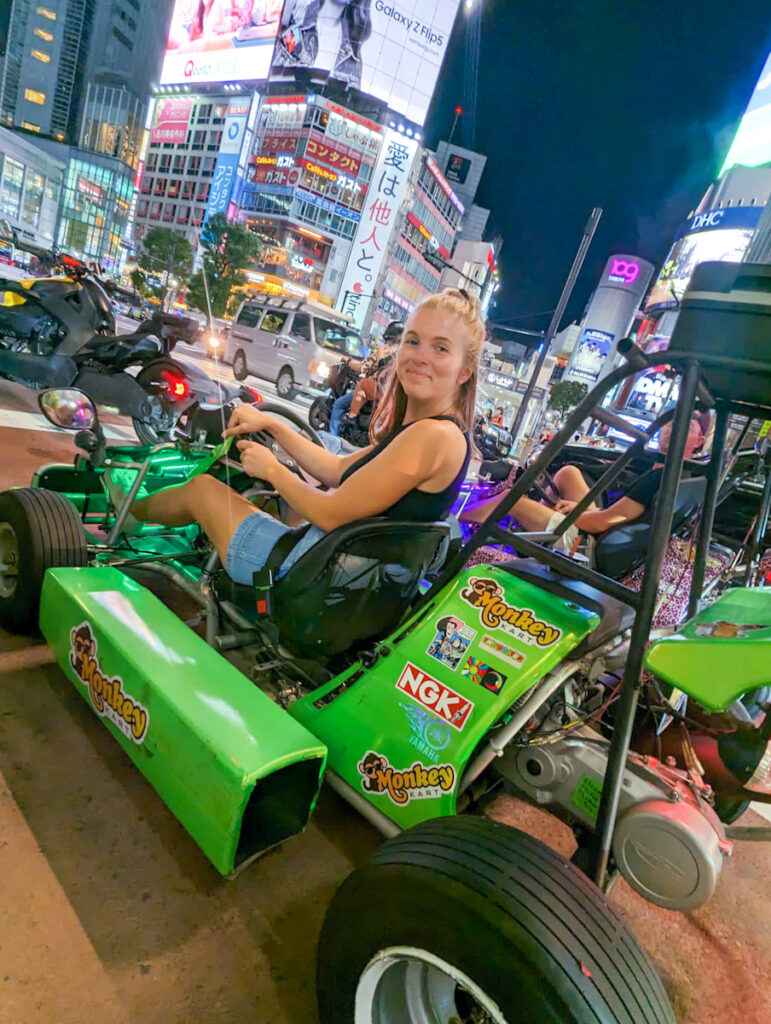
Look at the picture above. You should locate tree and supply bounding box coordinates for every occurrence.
[548,380,588,420]
[185,213,261,320]
[138,227,194,308]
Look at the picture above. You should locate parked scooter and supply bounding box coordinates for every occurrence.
[308,358,372,447]
[0,271,233,444]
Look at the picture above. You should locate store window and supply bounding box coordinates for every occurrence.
[0,159,24,219]
[22,170,44,227]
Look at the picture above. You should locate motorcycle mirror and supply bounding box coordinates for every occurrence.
[39,388,99,432]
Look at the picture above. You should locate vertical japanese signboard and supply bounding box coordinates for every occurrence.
[336,129,418,331]
[203,103,250,227]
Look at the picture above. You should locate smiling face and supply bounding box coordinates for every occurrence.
[396,307,472,410]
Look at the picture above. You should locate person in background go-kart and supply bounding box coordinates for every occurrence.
[329,319,403,436]
[461,413,707,555]
[111,289,483,584]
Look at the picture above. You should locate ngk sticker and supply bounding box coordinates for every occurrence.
[395,663,473,731]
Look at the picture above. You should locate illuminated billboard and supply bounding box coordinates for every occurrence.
[271,0,462,126]
[721,51,771,175]
[160,0,283,86]
[645,206,762,310]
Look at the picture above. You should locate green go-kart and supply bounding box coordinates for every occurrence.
[1,260,771,1024]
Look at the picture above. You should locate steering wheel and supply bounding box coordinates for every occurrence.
[524,456,560,507]
[230,401,327,486]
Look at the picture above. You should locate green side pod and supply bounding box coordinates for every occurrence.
[40,567,327,876]
[645,587,771,712]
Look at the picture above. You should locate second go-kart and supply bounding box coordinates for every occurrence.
[1,261,770,1023]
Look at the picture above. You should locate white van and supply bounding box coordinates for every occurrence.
[226,296,368,398]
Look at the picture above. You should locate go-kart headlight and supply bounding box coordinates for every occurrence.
[309,360,332,379]
[206,334,221,350]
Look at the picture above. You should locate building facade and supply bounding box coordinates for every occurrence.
[366,151,465,339]
[0,125,64,253]
[0,0,96,140]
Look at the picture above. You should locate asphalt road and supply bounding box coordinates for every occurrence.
[0,355,769,1023]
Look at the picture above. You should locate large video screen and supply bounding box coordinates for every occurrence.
[271,0,461,126]
[645,225,757,310]
[160,0,283,85]
[721,50,771,175]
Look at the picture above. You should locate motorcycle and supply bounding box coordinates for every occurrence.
[308,358,372,448]
[0,272,241,444]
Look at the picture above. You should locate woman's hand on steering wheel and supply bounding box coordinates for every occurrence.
[236,439,280,483]
[222,404,280,440]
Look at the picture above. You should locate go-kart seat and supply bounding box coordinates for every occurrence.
[501,558,636,657]
[592,476,706,580]
[255,518,451,660]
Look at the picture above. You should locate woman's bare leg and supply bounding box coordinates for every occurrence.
[460,490,555,530]
[132,475,258,563]
[553,465,598,510]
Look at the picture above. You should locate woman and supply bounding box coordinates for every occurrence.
[111,289,484,585]
[461,415,706,553]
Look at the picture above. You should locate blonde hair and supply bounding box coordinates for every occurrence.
[370,288,485,443]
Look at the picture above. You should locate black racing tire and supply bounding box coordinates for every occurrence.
[233,349,248,381]
[0,488,88,633]
[276,366,295,399]
[309,396,331,432]
[317,817,675,1024]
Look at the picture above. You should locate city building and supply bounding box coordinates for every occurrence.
[0,0,96,141]
[0,124,64,254]
[0,0,173,267]
[362,149,466,339]
[133,91,248,248]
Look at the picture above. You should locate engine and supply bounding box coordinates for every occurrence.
[495,675,732,910]
[0,301,65,355]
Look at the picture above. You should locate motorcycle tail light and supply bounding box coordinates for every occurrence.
[242,385,263,404]
[160,370,190,400]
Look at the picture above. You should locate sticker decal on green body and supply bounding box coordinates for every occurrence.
[70,621,149,743]
[459,576,563,646]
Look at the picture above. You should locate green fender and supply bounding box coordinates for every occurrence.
[290,564,599,830]
[645,587,771,712]
[40,567,327,876]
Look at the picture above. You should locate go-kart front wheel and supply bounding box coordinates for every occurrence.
[0,488,88,632]
[317,817,675,1024]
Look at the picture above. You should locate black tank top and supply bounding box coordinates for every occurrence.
[339,415,471,522]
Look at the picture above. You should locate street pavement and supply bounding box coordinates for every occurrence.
[0,332,769,1023]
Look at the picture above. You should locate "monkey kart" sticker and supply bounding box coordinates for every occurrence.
[459,577,562,647]
[396,662,474,731]
[69,622,149,744]
[358,751,456,805]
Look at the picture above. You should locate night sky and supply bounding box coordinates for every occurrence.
[427,1,771,330]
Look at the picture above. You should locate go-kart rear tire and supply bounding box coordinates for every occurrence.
[317,817,675,1024]
[0,488,88,633]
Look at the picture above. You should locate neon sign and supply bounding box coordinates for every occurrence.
[607,258,639,285]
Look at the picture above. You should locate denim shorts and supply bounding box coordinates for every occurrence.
[225,509,325,586]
